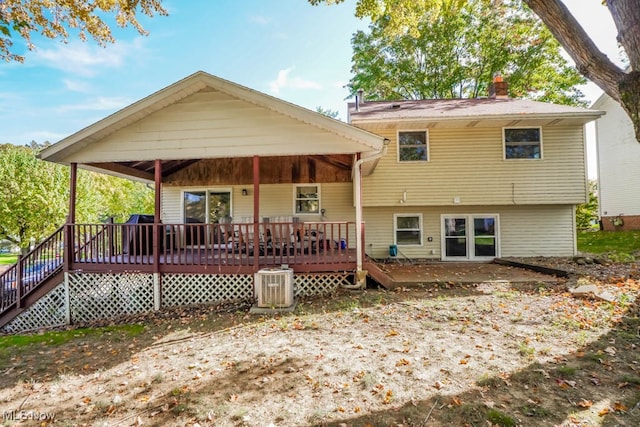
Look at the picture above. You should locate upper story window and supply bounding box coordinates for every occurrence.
[504,127,542,159]
[398,131,428,162]
[294,185,320,214]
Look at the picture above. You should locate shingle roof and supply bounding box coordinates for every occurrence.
[348,98,603,123]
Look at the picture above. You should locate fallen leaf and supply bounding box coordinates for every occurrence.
[459,359,468,365]
[613,402,628,412]
[386,330,399,337]
[396,358,410,367]
[598,407,610,416]
[577,399,592,408]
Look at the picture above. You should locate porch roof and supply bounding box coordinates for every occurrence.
[39,71,385,179]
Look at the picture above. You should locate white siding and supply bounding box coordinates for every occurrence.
[363,205,576,259]
[161,183,354,223]
[595,95,640,216]
[360,125,587,206]
[64,90,375,163]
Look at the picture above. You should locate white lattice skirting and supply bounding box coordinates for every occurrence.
[68,273,155,323]
[1,272,352,334]
[162,274,254,308]
[2,282,67,334]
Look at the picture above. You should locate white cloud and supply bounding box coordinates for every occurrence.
[56,96,131,113]
[63,79,93,93]
[249,15,271,25]
[269,68,322,95]
[32,39,144,76]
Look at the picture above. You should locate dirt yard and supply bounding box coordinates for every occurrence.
[0,259,639,426]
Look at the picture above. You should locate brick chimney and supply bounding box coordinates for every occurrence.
[489,75,508,98]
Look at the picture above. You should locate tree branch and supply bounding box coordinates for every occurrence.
[523,0,625,102]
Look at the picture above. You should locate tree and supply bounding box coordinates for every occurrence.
[576,180,598,230]
[0,143,154,253]
[316,106,340,118]
[0,144,68,253]
[347,0,585,104]
[310,0,640,142]
[0,0,167,62]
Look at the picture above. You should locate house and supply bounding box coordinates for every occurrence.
[592,93,640,230]
[351,82,603,260]
[0,72,602,333]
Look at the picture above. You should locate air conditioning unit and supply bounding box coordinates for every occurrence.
[255,268,294,308]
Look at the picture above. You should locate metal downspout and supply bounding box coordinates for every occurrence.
[344,141,388,289]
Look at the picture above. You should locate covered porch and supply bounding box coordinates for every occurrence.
[40,71,387,282]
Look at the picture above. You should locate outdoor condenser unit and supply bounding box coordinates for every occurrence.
[254,268,294,308]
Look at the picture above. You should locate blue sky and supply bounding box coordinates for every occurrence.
[0,0,625,176]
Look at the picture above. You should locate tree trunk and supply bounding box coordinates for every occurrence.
[523,0,640,142]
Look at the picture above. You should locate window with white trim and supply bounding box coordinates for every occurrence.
[398,131,428,162]
[504,127,542,159]
[394,214,422,245]
[294,185,320,214]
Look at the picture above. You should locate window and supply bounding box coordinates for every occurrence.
[183,190,231,223]
[294,185,320,214]
[395,214,422,245]
[398,131,428,162]
[504,127,542,159]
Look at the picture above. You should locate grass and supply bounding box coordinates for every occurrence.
[0,253,18,265]
[0,324,145,350]
[577,230,640,254]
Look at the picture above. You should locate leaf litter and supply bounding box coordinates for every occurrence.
[0,258,638,426]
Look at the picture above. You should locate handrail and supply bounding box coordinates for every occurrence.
[0,225,65,313]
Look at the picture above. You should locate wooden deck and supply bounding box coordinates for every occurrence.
[69,221,361,274]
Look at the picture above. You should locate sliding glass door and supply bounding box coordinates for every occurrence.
[442,215,498,260]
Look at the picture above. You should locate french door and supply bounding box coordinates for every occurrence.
[442,215,499,260]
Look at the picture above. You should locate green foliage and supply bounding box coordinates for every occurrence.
[347,0,586,104]
[0,144,69,252]
[315,106,340,119]
[0,144,154,252]
[0,0,167,62]
[486,409,516,427]
[576,180,598,230]
[577,230,640,255]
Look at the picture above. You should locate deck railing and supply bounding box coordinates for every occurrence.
[0,226,64,312]
[68,221,360,273]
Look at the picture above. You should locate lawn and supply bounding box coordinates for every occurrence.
[0,273,638,426]
[578,229,640,255]
[0,254,17,265]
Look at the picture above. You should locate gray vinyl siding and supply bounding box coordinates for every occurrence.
[363,205,576,259]
[360,125,587,207]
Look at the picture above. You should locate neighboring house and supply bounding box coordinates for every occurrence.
[0,72,602,332]
[592,93,640,231]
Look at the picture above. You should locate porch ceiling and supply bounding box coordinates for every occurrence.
[85,154,354,183]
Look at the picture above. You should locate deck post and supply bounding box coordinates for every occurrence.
[64,272,71,325]
[253,155,260,272]
[153,159,162,308]
[65,163,77,272]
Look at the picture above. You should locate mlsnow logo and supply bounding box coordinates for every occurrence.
[3,410,56,421]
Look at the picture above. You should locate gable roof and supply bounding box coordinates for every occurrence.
[39,71,385,167]
[348,98,604,127]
